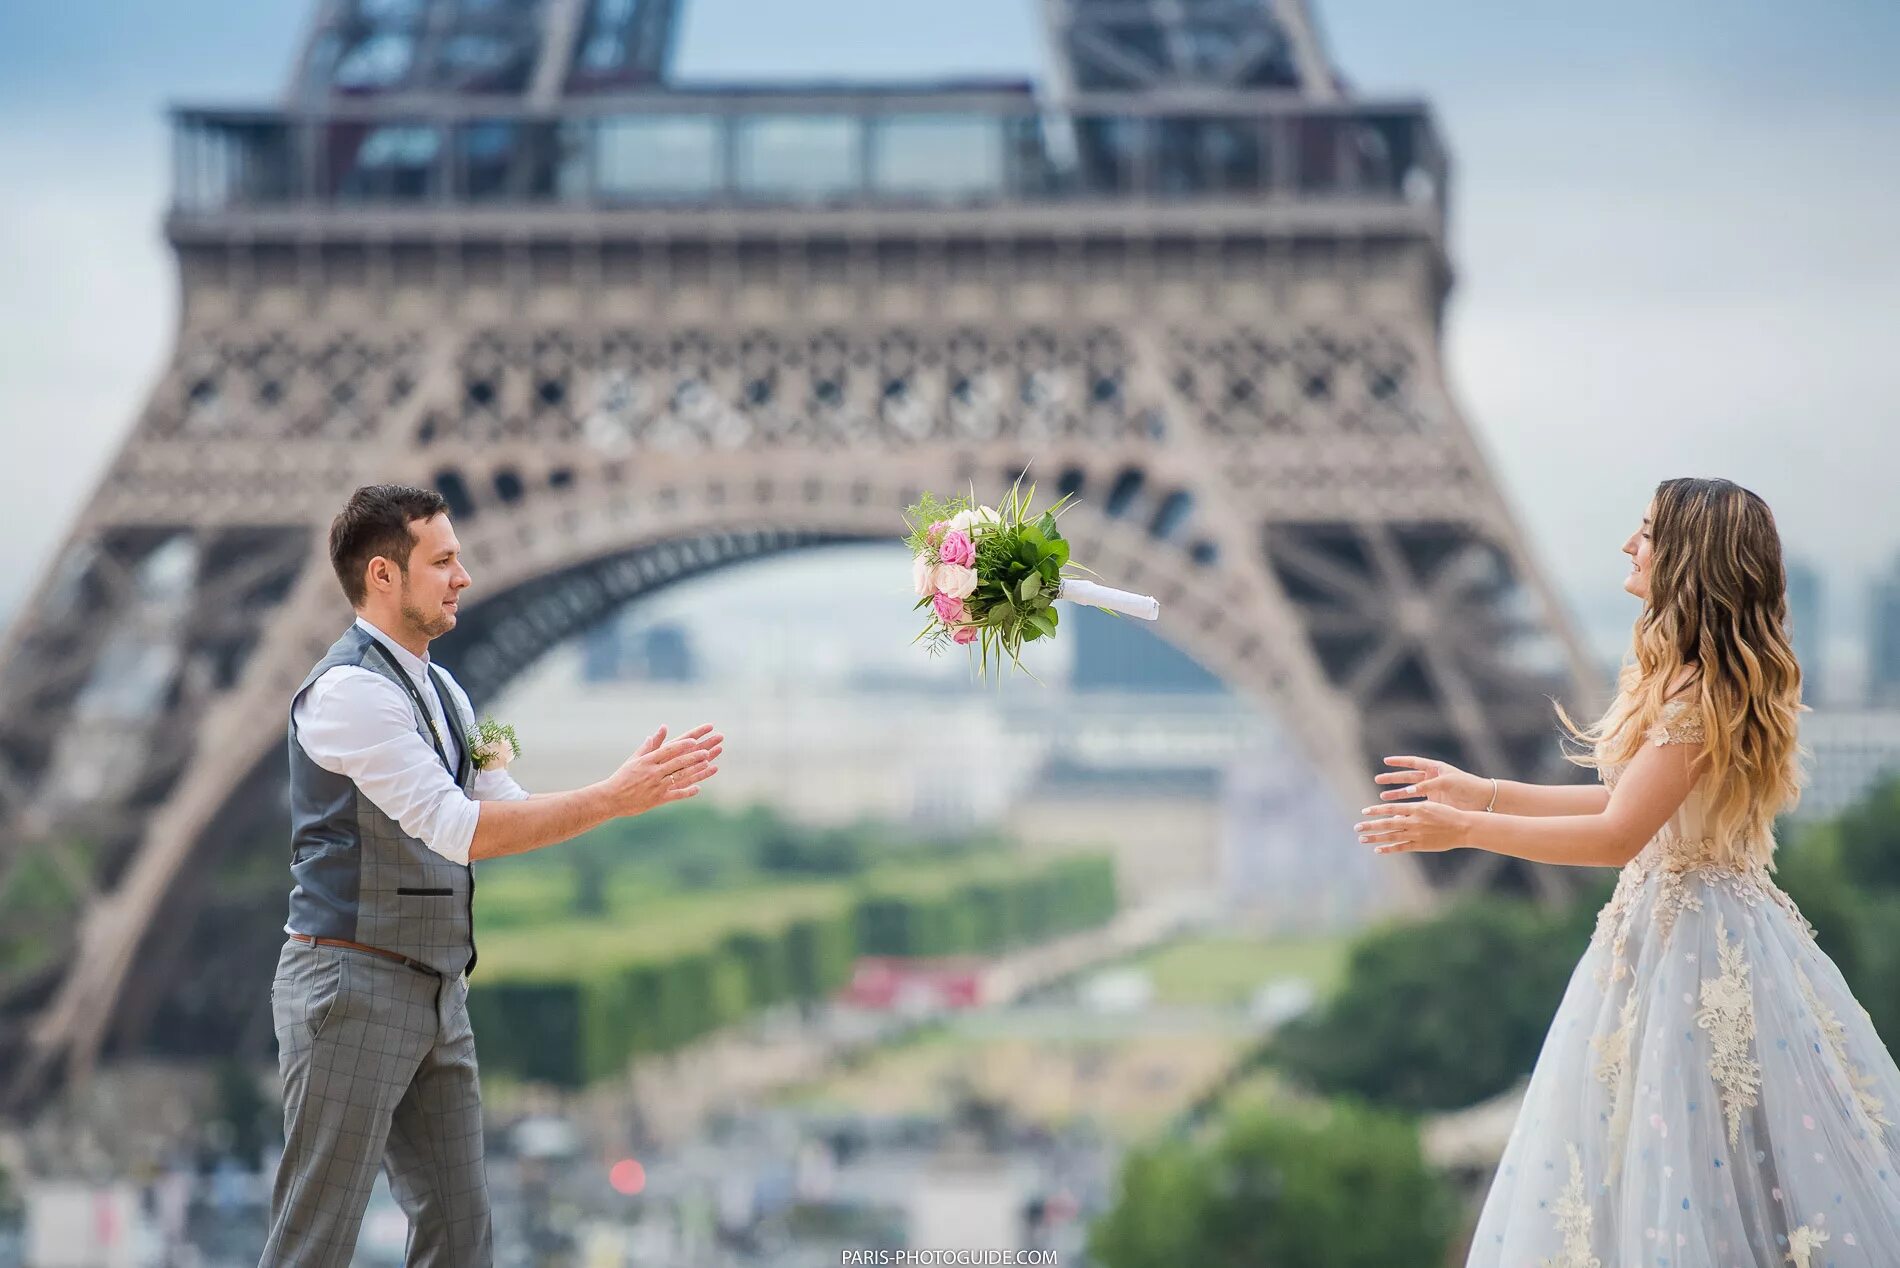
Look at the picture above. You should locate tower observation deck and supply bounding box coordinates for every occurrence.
[172,0,1445,244]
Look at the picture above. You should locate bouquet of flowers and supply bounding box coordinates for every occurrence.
[905,481,1160,675]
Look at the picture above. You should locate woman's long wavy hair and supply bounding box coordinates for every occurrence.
[1556,478,1807,866]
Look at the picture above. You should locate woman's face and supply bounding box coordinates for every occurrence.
[1621,500,1655,601]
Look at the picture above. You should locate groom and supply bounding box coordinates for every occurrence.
[260,484,722,1266]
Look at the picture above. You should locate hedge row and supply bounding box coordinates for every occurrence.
[854,855,1119,957]
[468,853,1116,1087]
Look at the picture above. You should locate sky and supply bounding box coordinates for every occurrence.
[1,0,1897,688]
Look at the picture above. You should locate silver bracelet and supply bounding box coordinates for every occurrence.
[1484,778,1500,813]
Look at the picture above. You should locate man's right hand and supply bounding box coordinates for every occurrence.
[603,724,723,817]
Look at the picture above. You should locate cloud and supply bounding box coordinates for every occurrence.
[0,133,172,612]
[1421,77,1900,664]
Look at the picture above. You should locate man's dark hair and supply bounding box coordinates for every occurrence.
[329,484,451,606]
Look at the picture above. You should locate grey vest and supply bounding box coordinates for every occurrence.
[285,624,479,977]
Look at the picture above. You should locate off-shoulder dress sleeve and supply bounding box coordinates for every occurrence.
[1645,697,1706,747]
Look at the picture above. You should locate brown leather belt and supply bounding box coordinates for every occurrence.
[287,931,438,976]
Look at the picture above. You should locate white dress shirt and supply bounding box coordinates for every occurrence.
[291,616,529,870]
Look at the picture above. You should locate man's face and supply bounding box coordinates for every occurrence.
[396,513,471,640]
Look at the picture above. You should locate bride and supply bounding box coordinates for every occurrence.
[1356,477,1900,1265]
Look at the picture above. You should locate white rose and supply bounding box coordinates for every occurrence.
[911,555,940,597]
[934,563,979,599]
[948,506,999,534]
[474,739,514,770]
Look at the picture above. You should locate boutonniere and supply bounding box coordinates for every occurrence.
[466,716,521,771]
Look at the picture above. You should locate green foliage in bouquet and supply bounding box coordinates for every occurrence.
[902,489,971,556]
[904,478,1082,677]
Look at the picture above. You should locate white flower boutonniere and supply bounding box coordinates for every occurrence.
[466,716,521,771]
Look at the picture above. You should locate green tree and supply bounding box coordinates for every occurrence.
[1269,896,1590,1113]
[570,848,609,917]
[1772,819,1865,985]
[1774,780,1900,1050]
[213,1058,270,1164]
[756,825,868,876]
[1088,1099,1455,1268]
[1832,774,1900,891]
[1852,897,1900,1045]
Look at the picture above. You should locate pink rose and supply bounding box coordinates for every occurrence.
[932,592,966,625]
[952,625,979,645]
[911,555,939,597]
[938,529,975,568]
[927,520,949,544]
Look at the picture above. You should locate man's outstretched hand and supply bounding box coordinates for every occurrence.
[605,723,723,817]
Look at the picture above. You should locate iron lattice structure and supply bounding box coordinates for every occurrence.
[0,0,1601,1108]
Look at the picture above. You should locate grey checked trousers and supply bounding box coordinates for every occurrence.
[259,939,492,1267]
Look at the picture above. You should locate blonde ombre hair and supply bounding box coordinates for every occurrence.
[1557,478,1807,866]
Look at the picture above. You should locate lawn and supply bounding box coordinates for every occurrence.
[1132,933,1350,1007]
[473,879,855,978]
[785,1029,1252,1141]
[471,852,1086,979]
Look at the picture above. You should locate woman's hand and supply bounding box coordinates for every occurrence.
[1355,799,1473,854]
[1374,755,1492,812]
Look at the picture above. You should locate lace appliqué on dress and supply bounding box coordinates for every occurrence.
[1590,836,1812,988]
[1539,1141,1601,1268]
[1591,985,1640,1182]
[1695,914,1763,1148]
[1648,838,1810,935]
[1591,885,1637,986]
[1797,965,1893,1129]
[1646,697,1707,747]
[1786,1223,1829,1268]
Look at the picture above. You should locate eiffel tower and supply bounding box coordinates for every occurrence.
[0,0,1600,1107]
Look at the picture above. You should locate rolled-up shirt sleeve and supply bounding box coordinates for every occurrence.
[472,766,532,803]
[293,667,482,866]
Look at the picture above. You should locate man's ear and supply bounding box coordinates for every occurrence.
[366,555,397,594]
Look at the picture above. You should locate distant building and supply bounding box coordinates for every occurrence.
[499,659,1034,829]
[1011,760,1227,898]
[639,624,697,682]
[1006,693,1413,926]
[581,617,699,683]
[1786,559,1824,703]
[1871,554,1900,707]
[1219,736,1417,931]
[1070,606,1222,694]
[1793,708,1900,821]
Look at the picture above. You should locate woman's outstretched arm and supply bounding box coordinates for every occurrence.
[1359,735,1700,869]
[1484,780,1610,816]
[1376,756,1609,816]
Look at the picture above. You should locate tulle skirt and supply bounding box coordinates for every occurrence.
[1467,853,1900,1267]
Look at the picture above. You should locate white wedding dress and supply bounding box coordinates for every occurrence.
[1467,698,1900,1267]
